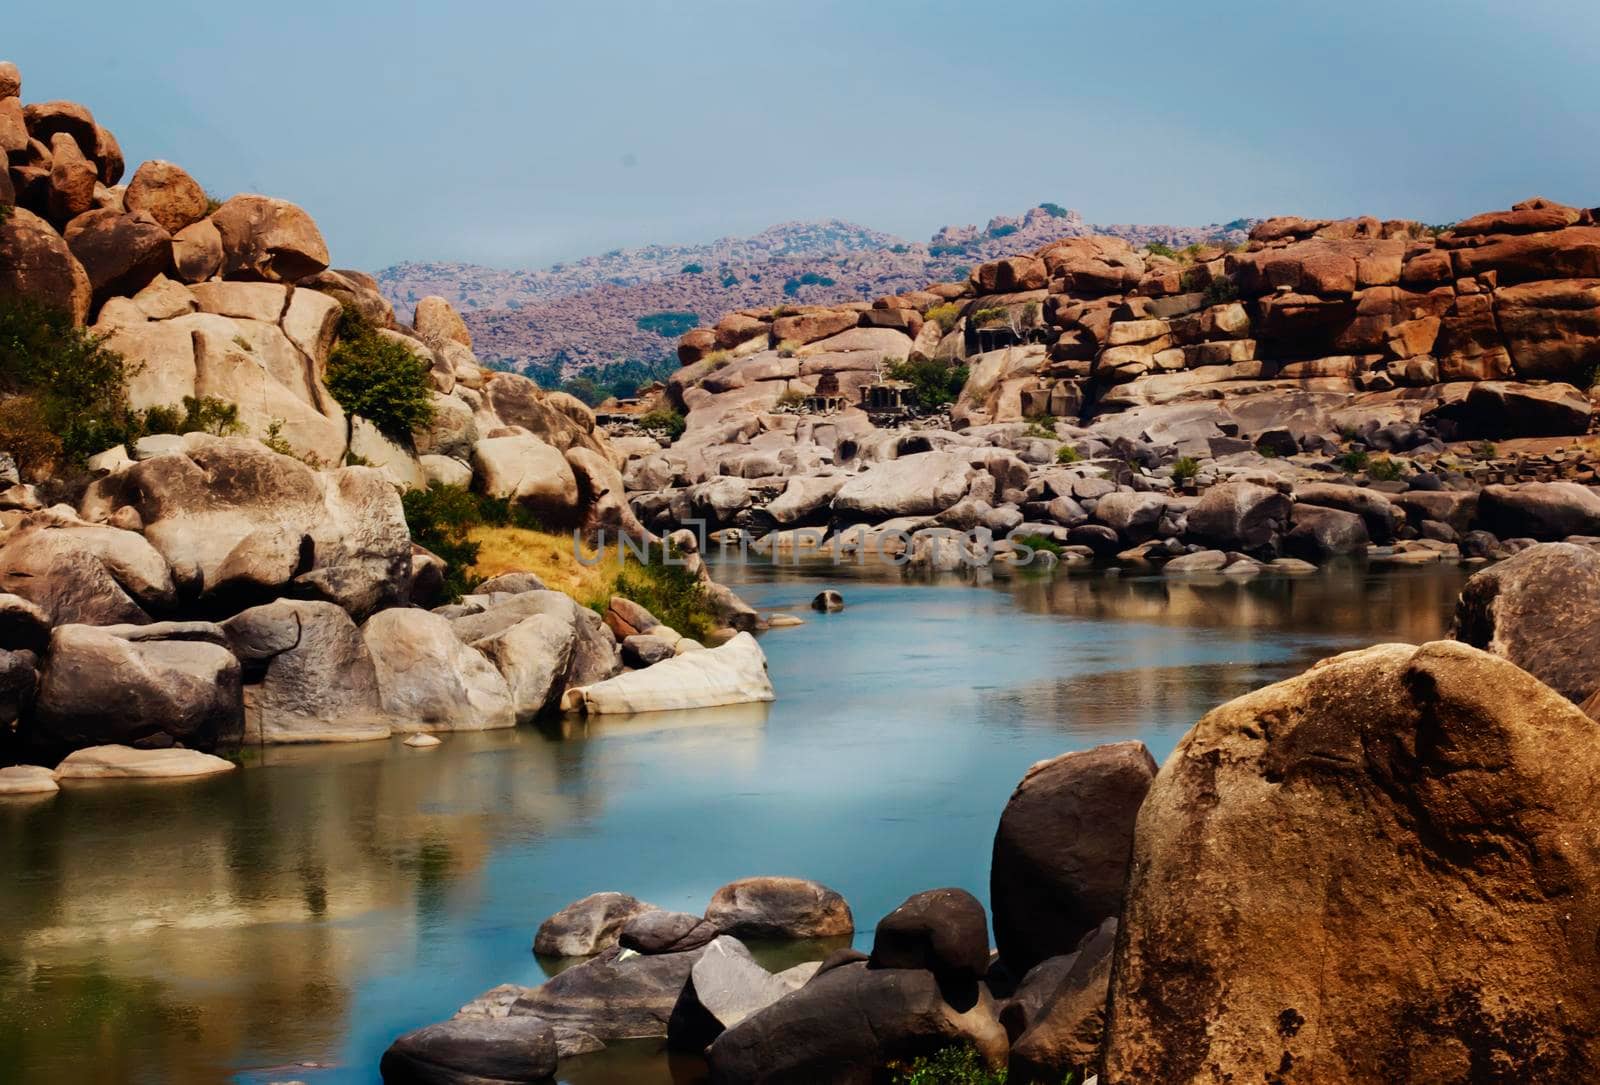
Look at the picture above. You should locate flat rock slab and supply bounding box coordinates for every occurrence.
[563,632,773,715]
[54,744,236,780]
[0,764,59,796]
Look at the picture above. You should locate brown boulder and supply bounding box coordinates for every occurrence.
[1183,481,1291,556]
[170,217,223,283]
[771,308,855,345]
[413,295,472,350]
[1447,380,1592,438]
[1494,279,1600,383]
[0,207,92,322]
[1103,640,1600,1084]
[712,312,768,350]
[1009,919,1117,1083]
[211,194,330,282]
[0,62,19,99]
[677,327,716,364]
[46,132,97,223]
[300,268,394,328]
[22,100,97,157]
[0,96,27,154]
[63,209,172,307]
[990,741,1155,974]
[971,256,1048,293]
[1452,542,1600,705]
[870,888,991,981]
[1477,481,1600,541]
[1450,205,1581,238]
[1450,225,1600,284]
[704,876,853,940]
[92,125,123,186]
[124,160,209,233]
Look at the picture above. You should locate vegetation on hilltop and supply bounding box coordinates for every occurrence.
[526,354,677,406]
[886,356,969,409]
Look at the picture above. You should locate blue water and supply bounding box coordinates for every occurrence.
[0,562,1467,1084]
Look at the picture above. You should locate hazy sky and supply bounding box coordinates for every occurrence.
[10,1,1599,272]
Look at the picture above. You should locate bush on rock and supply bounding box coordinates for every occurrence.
[325,306,435,442]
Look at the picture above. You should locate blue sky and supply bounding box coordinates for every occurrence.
[10,1,1598,271]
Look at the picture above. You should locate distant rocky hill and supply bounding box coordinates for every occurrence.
[376,208,1253,375]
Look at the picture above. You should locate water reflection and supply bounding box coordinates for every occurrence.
[0,562,1468,1085]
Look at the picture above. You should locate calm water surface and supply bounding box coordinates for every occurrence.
[0,561,1469,1084]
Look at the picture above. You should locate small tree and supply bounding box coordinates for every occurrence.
[325,307,436,442]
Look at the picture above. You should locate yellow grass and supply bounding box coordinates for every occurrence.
[468,525,620,609]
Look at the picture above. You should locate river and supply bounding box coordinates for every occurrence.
[0,561,1469,1084]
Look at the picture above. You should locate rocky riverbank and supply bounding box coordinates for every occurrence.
[611,197,1600,578]
[0,63,771,781]
[387,542,1600,1083]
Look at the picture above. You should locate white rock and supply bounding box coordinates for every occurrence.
[562,631,773,715]
[0,765,60,796]
[54,745,236,780]
[362,609,516,731]
[403,732,441,748]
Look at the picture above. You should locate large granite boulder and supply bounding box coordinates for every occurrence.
[1450,380,1592,438]
[666,935,793,1052]
[472,435,581,519]
[706,961,1008,1084]
[0,206,91,322]
[413,296,472,351]
[1476,481,1600,540]
[470,613,576,723]
[0,518,175,626]
[379,1015,556,1085]
[62,208,170,307]
[1103,641,1600,1083]
[32,624,241,755]
[450,590,620,690]
[561,631,772,715]
[210,194,329,282]
[990,741,1155,974]
[704,875,854,940]
[1183,481,1292,556]
[534,891,655,958]
[869,888,990,982]
[1009,918,1117,1082]
[222,600,388,742]
[1284,503,1370,560]
[123,159,208,234]
[363,609,515,732]
[832,452,976,521]
[83,435,410,617]
[1452,542,1600,705]
[1293,483,1402,543]
[53,744,236,780]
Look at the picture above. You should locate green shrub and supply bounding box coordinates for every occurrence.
[1367,456,1404,481]
[140,395,244,438]
[775,388,806,408]
[885,357,969,409]
[402,483,486,600]
[1145,241,1178,259]
[680,262,704,274]
[1055,444,1083,464]
[613,541,715,641]
[635,311,701,338]
[1021,300,1041,327]
[1039,202,1070,218]
[1024,415,1057,440]
[1016,532,1064,558]
[925,302,963,334]
[640,408,687,441]
[325,307,435,441]
[1336,449,1370,473]
[204,191,224,215]
[1170,455,1200,483]
[1204,277,1241,305]
[1474,441,1498,459]
[0,295,134,473]
[886,1044,1010,1084]
[971,307,1010,328]
[783,271,835,297]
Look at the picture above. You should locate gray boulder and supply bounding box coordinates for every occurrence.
[667,936,794,1052]
[1009,919,1117,1082]
[471,614,576,722]
[1285,503,1370,560]
[1477,482,1600,541]
[534,892,655,958]
[620,910,720,954]
[704,876,854,940]
[222,600,388,742]
[363,609,515,732]
[1183,481,1292,556]
[832,452,976,521]
[869,888,990,982]
[0,519,175,626]
[379,1015,556,1085]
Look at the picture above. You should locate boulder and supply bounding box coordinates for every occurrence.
[52,744,236,780]
[1183,481,1292,556]
[413,296,472,351]
[472,435,581,519]
[1452,542,1600,705]
[33,623,240,755]
[0,764,57,796]
[811,590,844,612]
[1453,380,1592,438]
[210,194,329,282]
[1293,483,1402,543]
[1091,492,1167,543]
[990,741,1155,974]
[870,888,990,982]
[1493,279,1600,384]
[621,910,720,955]
[566,445,647,540]
[379,1015,556,1085]
[705,876,854,940]
[46,132,97,222]
[667,936,793,1052]
[170,217,223,283]
[0,520,174,626]
[1477,481,1600,540]
[832,452,975,521]
[510,938,742,1040]
[123,160,208,234]
[1102,640,1600,1084]
[0,648,36,727]
[771,309,855,345]
[706,961,1008,1085]
[62,208,171,306]
[534,891,655,957]
[0,206,92,322]
[1008,919,1117,1083]
[222,600,388,743]
[362,608,515,732]
[1284,503,1370,560]
[470,614,576,722]
[562,631,771,714]
[450,590,619,690]
[621,634,674,668]
[85,435,411,618]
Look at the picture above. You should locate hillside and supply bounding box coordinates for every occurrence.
[376,207,1253,375]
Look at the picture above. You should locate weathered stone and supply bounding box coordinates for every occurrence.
[1009,919,1117,1082]
[1477,481,1600,540]
[534,892,655,957]
[471,613,576,722]
[170,218,223,283]
[1293,484,1402,543]
[0,206,92,322]
[511,939,743,1040]
[870,888,990,981]
[0,520,174,626]
[990,742,1155,974]
[472,435,581,518]
[53,744,236,780]
[362,608,515,732]
[1184,481,1291,556]
[413,296,472,351]
[1103,640,1600,1084]
[1285,503,1370,560]
[705,875,853,940]
[833,452,975,521]
[63,208,171,307]
[210,194,329,282]
[1452,542,1600,705]
[379,1015,557,1085]
[668,936,793,1052]
[562,632,772,714]
[123,160,207,234]
[0,764,56,796]
[622,910,720,955]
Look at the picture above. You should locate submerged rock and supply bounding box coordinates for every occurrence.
[534,892,655,958]
[53,744,235,780]
[0,764,58,796]
[379,1014,556,1085]
[561,631,772,715]
[1103,640,1600,1083]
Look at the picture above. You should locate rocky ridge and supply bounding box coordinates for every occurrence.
[378,208,1253,372]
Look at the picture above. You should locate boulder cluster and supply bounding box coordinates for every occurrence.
[0,64,757,776]
[609,196,1600,575]
[387,548,1600,1081]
